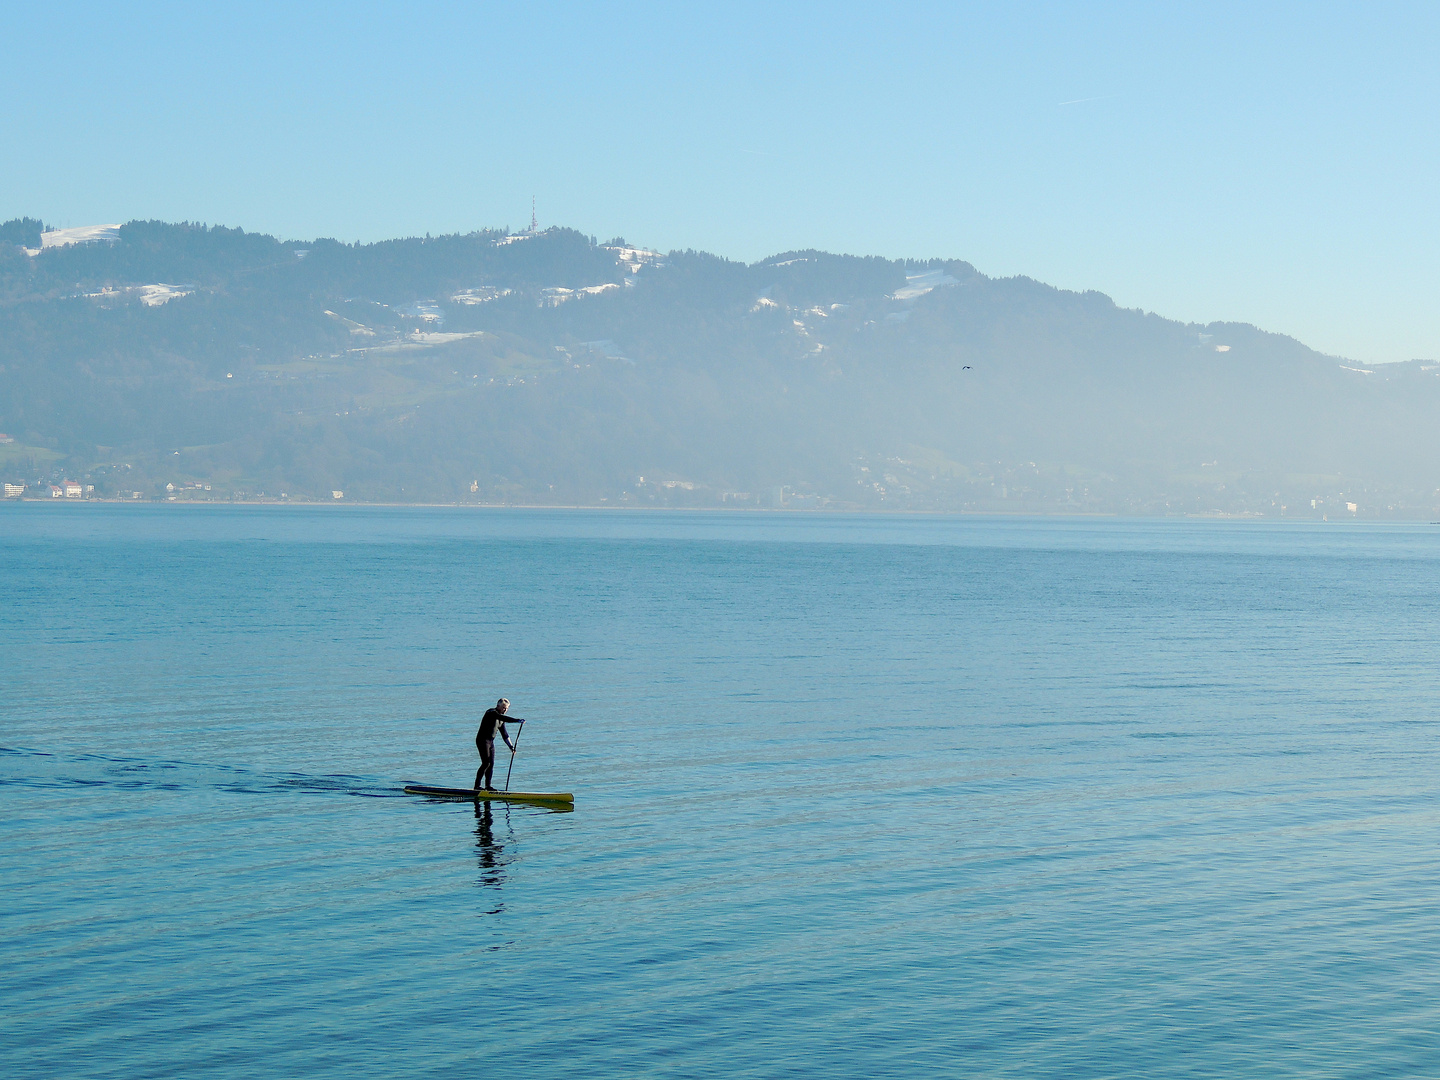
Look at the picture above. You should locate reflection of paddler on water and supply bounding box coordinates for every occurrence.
[475,697,520,792]
[474,801,509,897]
[402,696,574,806]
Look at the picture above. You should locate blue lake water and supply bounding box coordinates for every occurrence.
[4,505,1440,1077]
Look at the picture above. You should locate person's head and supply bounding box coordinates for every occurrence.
[497,698,509,713]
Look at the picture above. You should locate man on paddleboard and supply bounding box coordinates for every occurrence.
[475,698,519,791]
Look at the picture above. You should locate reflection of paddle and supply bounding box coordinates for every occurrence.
[504,719,525,792]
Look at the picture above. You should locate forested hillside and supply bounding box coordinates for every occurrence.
[2,218,1437,516]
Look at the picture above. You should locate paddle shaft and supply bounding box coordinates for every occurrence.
[504,719,525,792]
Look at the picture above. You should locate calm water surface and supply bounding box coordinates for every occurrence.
[4,506,1440,1077]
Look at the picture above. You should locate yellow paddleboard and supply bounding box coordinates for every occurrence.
[404,784,573,806]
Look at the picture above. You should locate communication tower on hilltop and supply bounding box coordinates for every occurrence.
[531,196,537,234]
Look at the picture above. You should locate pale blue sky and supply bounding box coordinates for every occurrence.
[3,2,1437,363]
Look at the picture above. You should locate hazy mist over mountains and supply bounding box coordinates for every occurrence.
[3,217,1438,517]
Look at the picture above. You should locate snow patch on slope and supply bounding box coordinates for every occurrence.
[138,283,192,306]
[407,331,488,345]
[542,283,621,306]
[86,283,192,306]
[28,224,122,255]
[893,269,958,301]
[451,287,511,305]
[605,245,664,274]
[397,301,444,323]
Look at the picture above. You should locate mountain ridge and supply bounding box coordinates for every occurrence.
[1,217,1435,517]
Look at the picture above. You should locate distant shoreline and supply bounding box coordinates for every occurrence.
[4,499,1421,521]
[3,498,1101,514]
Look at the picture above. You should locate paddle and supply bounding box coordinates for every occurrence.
[504,719,526,792]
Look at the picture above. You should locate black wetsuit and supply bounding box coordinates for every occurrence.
[474,708,517,790]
